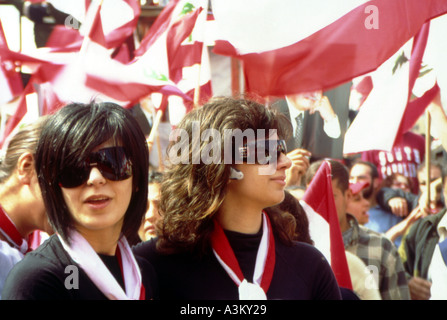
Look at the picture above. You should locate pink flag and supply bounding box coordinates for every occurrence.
[212,0,447,98]
[300,161,353,290]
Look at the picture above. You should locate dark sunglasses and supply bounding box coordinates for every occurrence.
[58,147,132,188]
[238,139,287,164]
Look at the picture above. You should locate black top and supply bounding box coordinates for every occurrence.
[133,230,342,300]
[1,235,158,300]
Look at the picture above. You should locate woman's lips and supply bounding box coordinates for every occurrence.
[85,195,111,209]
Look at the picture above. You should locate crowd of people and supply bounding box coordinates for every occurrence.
[0,92,447,300]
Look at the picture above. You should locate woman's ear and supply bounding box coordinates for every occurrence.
[16,152,35,185]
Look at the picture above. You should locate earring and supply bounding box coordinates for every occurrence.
[229,167,244,180]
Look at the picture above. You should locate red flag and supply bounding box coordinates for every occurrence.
[0,81,36,148]
[394,22,440,145]
[349,75,373,110]
[0,20,23,105]
[45,0,140,52]
[213,0,447,98]
[300,161,353,290]
[166,7,202,83]
[79,5,190,108]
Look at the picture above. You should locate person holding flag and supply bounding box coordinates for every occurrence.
[305,159,410,300]
[134,96,341,300]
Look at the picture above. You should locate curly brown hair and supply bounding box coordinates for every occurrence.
[156,96,295,255]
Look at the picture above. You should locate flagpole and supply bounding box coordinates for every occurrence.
[193,62,202,108]
[156,130,164,171]
[147,108,163,154]
[80,0,103,55]
[425,109,431,208]
[193,1,209,108]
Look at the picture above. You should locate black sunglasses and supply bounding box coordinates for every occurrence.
[58,147,132,188]
[238,139,287,164]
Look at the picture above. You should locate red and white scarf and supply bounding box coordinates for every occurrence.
[211,212,275,300]
[58,231,145,300]
[0,205,29,254]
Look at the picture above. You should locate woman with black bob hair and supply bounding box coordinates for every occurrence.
[2,101,158,300]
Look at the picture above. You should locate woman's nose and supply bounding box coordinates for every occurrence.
[86,166,106,186]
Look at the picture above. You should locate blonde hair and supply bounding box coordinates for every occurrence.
[0,117,48,183]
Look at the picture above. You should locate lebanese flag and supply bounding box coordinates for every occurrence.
[135,0,211,109]
[0,80,39,148]
[164,0,213,110]
[300,161,352,290]
[349,75,373,111]
[343,22,439,154]
[212,0,447,98]
[0,20,23,105]
[44,0,140,52]
[81,5,191,107]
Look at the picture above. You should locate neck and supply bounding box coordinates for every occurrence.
[76,226,122,255]
[368,196,377,207]
[339,214,351,233]
[217,201,263,234]
[0,182,33,239]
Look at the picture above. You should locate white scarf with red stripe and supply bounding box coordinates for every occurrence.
[58,231,144,300]
[211,212,275,300]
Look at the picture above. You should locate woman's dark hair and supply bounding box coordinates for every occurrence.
[306,159,349,193]
[265,190,313,245]
[35,101,149,244]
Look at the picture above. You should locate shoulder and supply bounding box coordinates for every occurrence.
[274,241,341,299]
[132,237,158,260]
[270,98,289,114]
[359,225,395,249]
[1,235,72,299]
[408,209,446,238]
[0,241,23,268]
[275,240,331,274]
[134,254,159,299]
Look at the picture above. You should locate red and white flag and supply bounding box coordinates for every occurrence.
[133,0,212,114]
[300,161,352,290]
[82,0,196,108]
[46,0,140,52]
[343,22,440,154]
[0,20,23,105]
[212,0,447,98]
[0,1,185,146]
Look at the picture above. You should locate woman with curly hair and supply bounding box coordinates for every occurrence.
[134,97,341,300]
